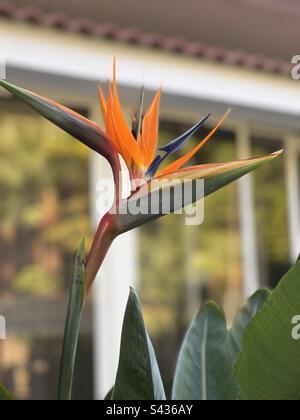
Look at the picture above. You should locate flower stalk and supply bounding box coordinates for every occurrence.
[86,212,118,291]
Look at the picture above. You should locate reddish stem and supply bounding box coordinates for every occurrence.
[85,212,118,292]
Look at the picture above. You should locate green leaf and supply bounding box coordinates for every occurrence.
[172,302,238,400]
[230,289,271,363]
[58,238,86,400]
[163,378,174,400]
[0,384,14,400]
[104,387,114,400]
[112,288,166,400]
[115,151,283,234]
[236,261,300,400]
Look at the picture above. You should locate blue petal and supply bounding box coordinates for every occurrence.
[158,113,210,153]
[146,155,164,178]
[146,113,210,178]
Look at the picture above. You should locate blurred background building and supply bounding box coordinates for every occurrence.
[0,0,300,400]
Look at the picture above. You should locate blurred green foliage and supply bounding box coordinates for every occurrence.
[0,108,91,296]
[14,264,61,297]
[252,140,290,287]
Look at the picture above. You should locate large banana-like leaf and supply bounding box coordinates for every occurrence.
[0,383,14,400]
[112,288,166,400]
[115,151,282,234]
[236,261,300,400]
[230,289,271,363]
[0,80,120,177]
[172,302,238,401]
[58,238,86,401]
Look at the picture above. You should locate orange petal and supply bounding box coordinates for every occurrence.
[130,111,136,124]
[98,84,107,120]
[139,88,161,168]
[158,150,283,182]
[156,109,230,177]
[112,60,145,169]
[106,82,121,149]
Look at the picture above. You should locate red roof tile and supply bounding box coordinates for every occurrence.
[0,0,292,76]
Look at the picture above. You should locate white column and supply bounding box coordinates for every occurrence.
[89,105,138,400]
[285,135,300,263]
[236,123,260,297]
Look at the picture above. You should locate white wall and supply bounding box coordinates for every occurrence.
[1,21,300,117]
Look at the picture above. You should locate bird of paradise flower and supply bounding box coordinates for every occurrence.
[0,62,282,290]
